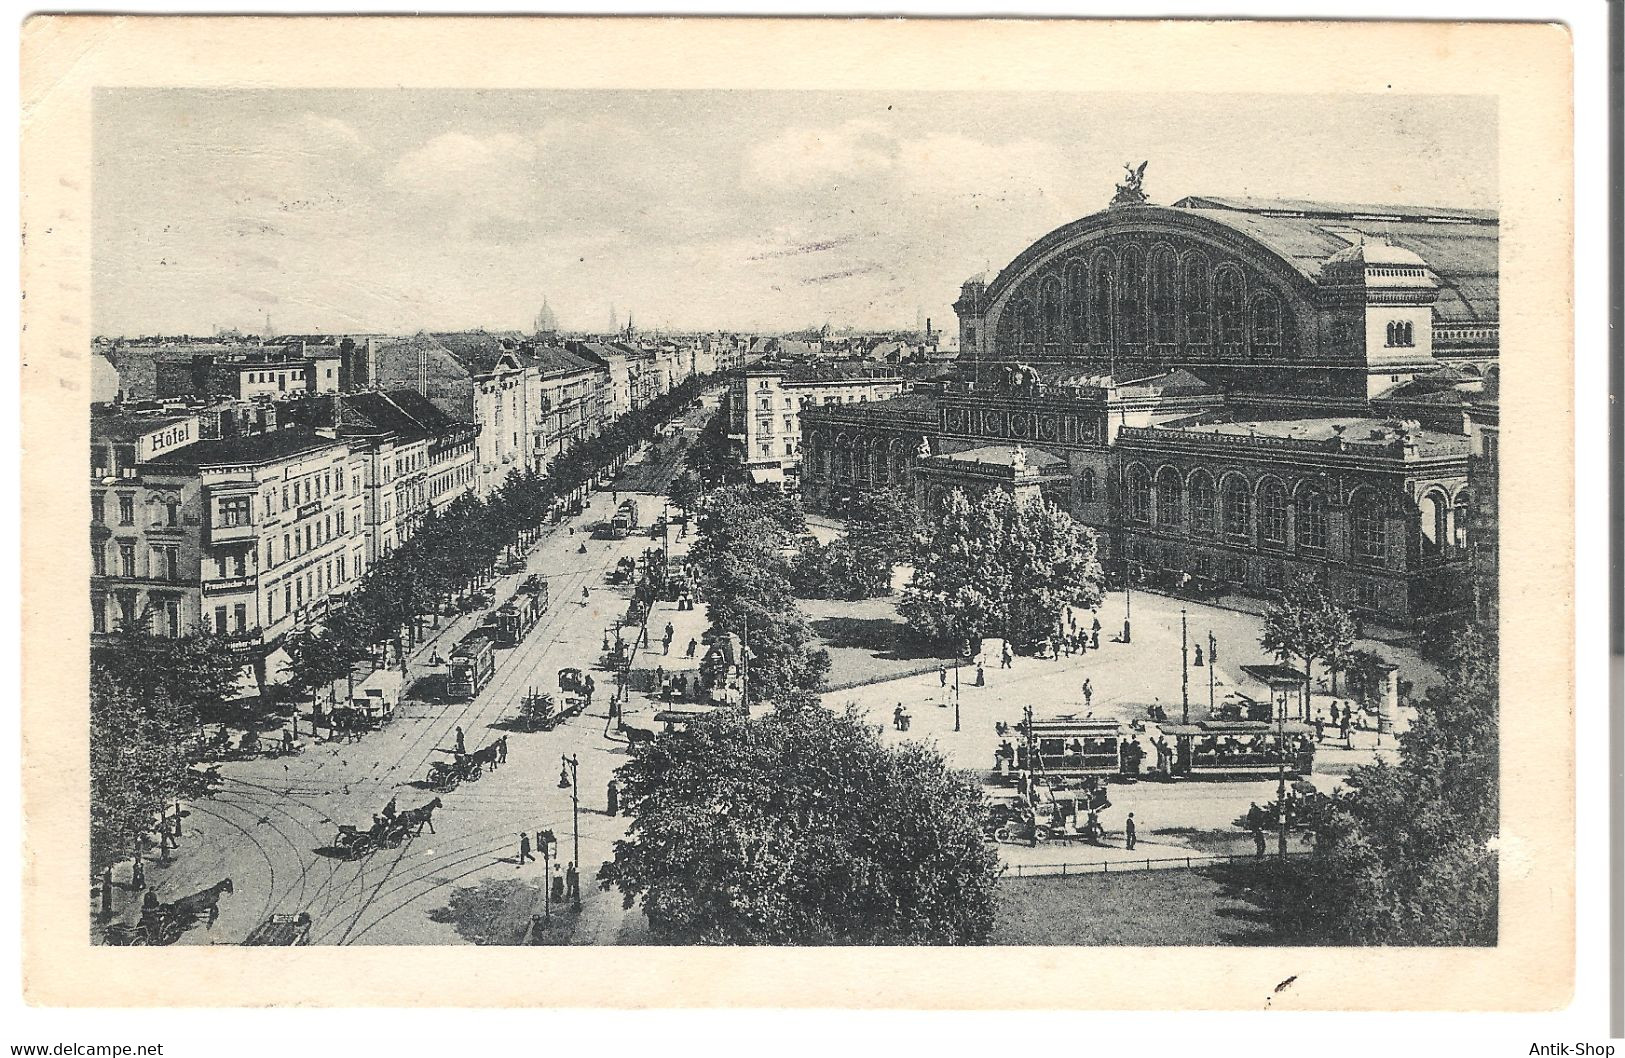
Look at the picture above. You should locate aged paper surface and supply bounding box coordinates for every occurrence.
[21,16,1573,1008]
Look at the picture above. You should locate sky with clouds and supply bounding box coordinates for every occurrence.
[93,90,1495,337]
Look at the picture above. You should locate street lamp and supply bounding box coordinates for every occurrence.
[1122,559,1134,644]
[539,828,558,928]
[1275,688,1289,862]
[1180,608,1189,725]
[1207,631,1217,718]
[558,754,581,910]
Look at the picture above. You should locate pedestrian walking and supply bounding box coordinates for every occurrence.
[566,862,580,901]
[1124,812,1137,851]
[1340,708,1352,748]
[893,704,905,731]
[939,665,947,689]
[1090,630,1100,649]
[517,832,534,866]
[455,726,465,755]
[552,862,565,901]
[607,779,619,816]
[686,637,698,658]
[1091,614,1101,634]
[975,663,985,687]
[1082,678,1093,708]
[282,727,295,755]
[1193,644,1204,667]
[663,636,671,655]
[1314,715,1325,743]
[1252,824,1266,857]
[1001,643,1013,669]
[582,585,590,601]
[497,736,508,764]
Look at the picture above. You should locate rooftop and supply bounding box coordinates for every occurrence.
[1123,415,1471,459]
[146,428,344,469]
[931,444,1067,470]
[801,391,940,424]
[996,195,1498,323]
[91,409,198,442]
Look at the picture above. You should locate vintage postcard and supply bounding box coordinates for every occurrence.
[20,16,1574,1008]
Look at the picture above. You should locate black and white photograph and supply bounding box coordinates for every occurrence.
[18,14,1585,1019]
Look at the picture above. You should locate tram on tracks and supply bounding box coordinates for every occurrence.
[446,631,496,699]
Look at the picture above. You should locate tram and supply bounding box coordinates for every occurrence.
[1157,719,1316,779]
[446,632,496,699]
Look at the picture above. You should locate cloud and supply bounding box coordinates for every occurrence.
[298,113,370,153]
[386,131,541,199]
[744,118,893,190]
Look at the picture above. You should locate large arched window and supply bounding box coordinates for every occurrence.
[1117,245,1147,347]
[1012,297,1034,352]
[1155,467,1183,527]
[1149,246,1179,347]
[1188,471,1216,536]
[1182,253,1211,345]
[1125,465,1151,523]
[1221,475,1252,539]
[1259,479,1288,544]
[1418,488,1453,558]
[1452,490,1471,548]
[1039,275,1064,350]
[1066,261,1089,350]
[1079,468,1096,504]
[1252,291,1282,347]
[1089,253,1115,348]
[1296,489,1329,552]
[1351,491,1388,561]
[1215,267,1245,346]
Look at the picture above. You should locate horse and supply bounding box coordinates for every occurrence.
[164,878,234,929]
[397,797,443,835]
[470,742,501,773]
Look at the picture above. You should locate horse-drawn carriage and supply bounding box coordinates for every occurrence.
[332,816,414,859]
[426,753,484,792]
[104,880,234,946]
[610,556,636,585]
[200,725,304,761]
[243,912,314,946]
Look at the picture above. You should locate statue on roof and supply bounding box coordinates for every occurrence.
[1110,160,1149,207]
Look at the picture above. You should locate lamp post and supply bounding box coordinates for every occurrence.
[558,755,581,910]
[539,828,557,928]
[952,653,962,733]
[1275,687,1289,862]
[1180,608,1189,725]
[1207,631,1217,718]
[1122,559,1134,645]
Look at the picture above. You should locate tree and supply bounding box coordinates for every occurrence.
[600,703,999,944]
[1277,625,1498,945]
[690,486,828,704]
[667,471,703,518]
[899,489,1104,648]
[285,626,357,729]
[1259,575,1356,718]
[91,629,241,734]
[91,664,192,896]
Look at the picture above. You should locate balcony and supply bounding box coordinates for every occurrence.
[210,519,256,544]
